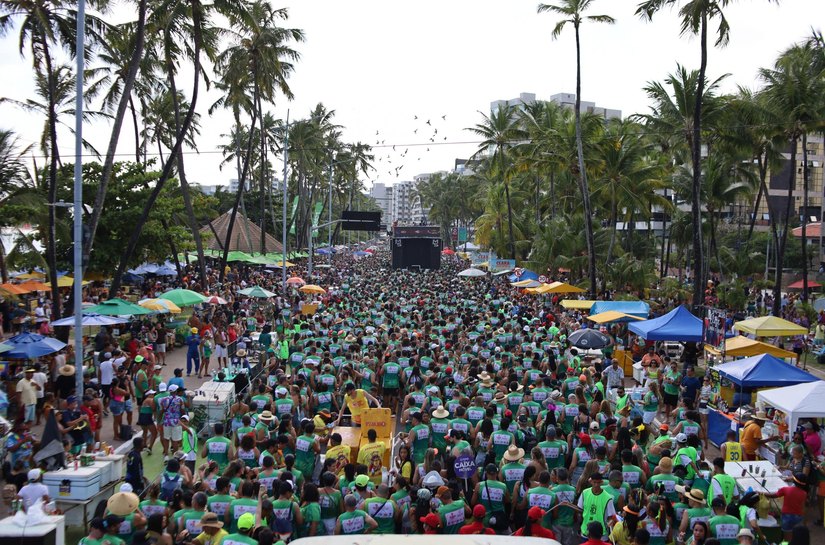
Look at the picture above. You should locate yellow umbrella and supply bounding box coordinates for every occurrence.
[512,279,542,288]
[525,284,553,294]
[545,281,586,294]
[45,276,90,288]
[15,272,45,280]
[719,335,796,359]
[299,284,326,295]
[138,298,182,314]
[586,311,645,324]
[733,316,808,337]
[560,299,596,310]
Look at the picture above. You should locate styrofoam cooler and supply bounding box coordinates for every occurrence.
[43,465,102,501]
[193,382,235,423]
[97,454,125,482]
[88,460,114,485]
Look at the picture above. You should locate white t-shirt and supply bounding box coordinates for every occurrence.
[19,482,49,509]
[32,372,47,399]
[100,359,115,385]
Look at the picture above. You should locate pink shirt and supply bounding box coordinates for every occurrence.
[804,430,822,457]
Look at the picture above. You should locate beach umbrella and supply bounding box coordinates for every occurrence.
[353,251,370,257]
[14,272,45,280]
[442,248,456,255]
[511,279,542,288]
[18,281,50,293]
[45,276,90,288]
[299,284,326,294]
[203,295,228,305]
[238,286,277,298]
[0,342,12,354]
[159,288,207,307]
[286,277,306,286]
[2,332,66,359]
[458,268,486,278]
[86,298,152,316]
[138,298,182,314]
[568,328,611,349]
[51,313,129,327]
[0,283,28,295]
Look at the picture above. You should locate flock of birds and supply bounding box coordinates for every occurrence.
[372,114,450,179]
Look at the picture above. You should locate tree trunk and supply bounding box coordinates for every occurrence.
[773,135,799,316]
[164,51,207,285]
[801,132,809,302]
[504,180,516,260]
[258,94,267,254]
[744,163,765,253]
[85,0,148,265]
[0,237,7,283]
[42,44,62,320]
[574,24,597,298]
[161,218,183,280]
[129,96,140,163]
[110,0,205,295]
[690,11,708,312]
[219,82,261,281]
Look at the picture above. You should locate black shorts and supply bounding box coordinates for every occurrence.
[138,411,155,426]
[383,387,399,397]
[663,392,678,406]
[101,384,111,399]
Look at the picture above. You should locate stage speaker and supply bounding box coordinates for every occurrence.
[341,211,381,231]
[391,237,442,270]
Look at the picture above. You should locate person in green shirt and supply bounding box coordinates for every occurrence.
[225,481,259,533]
[525,470,555,529]
[449,406,472,437]
[708,497,742,545]
[673,433,699,482]
[406,412,430,464]
[222,512,259,545]
[134,358,149,403]
[177,492,209,535]
[538,427,568,469]
[603,470,631,512]
[662,360,681,419]
[471,463,510,530]
[489,418,516,463]
[294,421,320,481]
[430,406,451,453]
[206,477,234,519]
[436,487,469,534]
[298,483,323,537]
[364,484,400,534]
[577,472,616,539]
[679,487,712,538]
[79,517,109,545]
[319,471,344,535]
[551,468,578,542]
[500,445,528,496]
[201,423,235,472]
[379,360,402,412]
[336,494,378,535]
[646,456,683,503]
[621,449,648,490]
[271,480,304,539]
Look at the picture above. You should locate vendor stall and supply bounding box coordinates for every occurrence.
[590,300,650,318]
[756,380,825,433]
[706,355,818,446]
[627,305,704,341]
[704,335,796,361]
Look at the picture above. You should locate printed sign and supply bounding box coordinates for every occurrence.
[454,455,477,479]
[491,259,516,273]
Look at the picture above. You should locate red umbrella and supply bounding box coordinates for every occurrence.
[204,295,228,305]
[788,279,821,289]
[442,248,456,255]
[286,277,306,286]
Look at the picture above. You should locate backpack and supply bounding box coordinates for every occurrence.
[160,473,181,501]
[521,427,538,453]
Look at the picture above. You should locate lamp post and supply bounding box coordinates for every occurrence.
[73,0,86,397]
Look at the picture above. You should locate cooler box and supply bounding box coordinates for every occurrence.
[88,459,114,486]
[358,408,394,467]
[193,382,235,423]
[43,466,101,501]
[96,454,125,482]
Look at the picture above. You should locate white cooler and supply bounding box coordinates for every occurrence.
[193,382,235,423]
[88,459,114,486]
[96,454,125,482]
[43,465,102,501]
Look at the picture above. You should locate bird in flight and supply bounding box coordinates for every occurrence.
[426,120,431,126]
[414,115,418,120]
[414,129,418,134]
[375,130,379,135]
[442,115,446,120]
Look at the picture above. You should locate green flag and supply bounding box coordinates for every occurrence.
[288,196,300,235]
[311,202,323,238]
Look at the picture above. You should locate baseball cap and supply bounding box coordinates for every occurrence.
[168,384,179,392]
[158,383,168,392]
[676,433,688,443]
[589,421,600,430]
[28,469,40,481]
[119,483,134,493]
[354,474,369,488]
[191,327,199,334]
[237,513,255,530]
[134,355,145,363]
[473,504,486,518]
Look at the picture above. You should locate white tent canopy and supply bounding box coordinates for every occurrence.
[756,381,825,431]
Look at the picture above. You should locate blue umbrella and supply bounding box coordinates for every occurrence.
[2,332,66,359]
[51,313,129,327]
[353,251,370,257]
[315,248,333,255]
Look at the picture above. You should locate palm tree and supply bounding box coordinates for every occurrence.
[760,43,825,310]
[538,0,615,297]
[636,0,776,310]
[467,104,523,260]
[0,128,32,282]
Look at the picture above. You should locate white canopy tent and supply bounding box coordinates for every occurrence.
[756,381,825,431]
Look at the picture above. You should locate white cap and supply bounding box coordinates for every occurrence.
[168,384,179,392]
[676,433,688,443]
[158,383,168,392]
[28,469,40,481]
[120,483,134,493]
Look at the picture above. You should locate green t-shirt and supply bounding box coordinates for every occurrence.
[221,533,259,545]
[709,514,742,545]
[227,498,258,532]
[205,436,233,470]
[381,363,401,388]
[207,494,233,518]
[364,497,397,534]
[621,464,645,489]
[663,369,680,396]
[478,479,507,519]
[525,486,555,528]
[538,439,568,469]
[410,424,430,463]
[299,502,321,537]
[646,473,683,502]
[429,418,450,451]
[490,430,514,463]
[338,509,370,535]
[550,483,577,527]
[438,499,467,534]
[320,489,343,520]
[501,462,527,495]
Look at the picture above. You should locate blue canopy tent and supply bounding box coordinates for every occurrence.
[707,354,819,445]
[507,269,539,282]
[589,301,649,318]
[627,305,704,341]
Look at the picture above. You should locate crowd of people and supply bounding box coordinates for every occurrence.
[1,246,820,545]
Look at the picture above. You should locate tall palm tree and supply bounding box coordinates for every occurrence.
[467,104,523,260]
[636,0,776,310]
[760,43,825,310]
[0,128,32,282]
[538,0,615,297]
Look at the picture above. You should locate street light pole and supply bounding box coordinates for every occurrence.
[73,0,86,395]
[328,153,334,260]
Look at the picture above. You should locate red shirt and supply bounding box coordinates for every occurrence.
[459,521,495,535]
[776,486,807,515]
[513,524,557,539]
[582,540,609,545]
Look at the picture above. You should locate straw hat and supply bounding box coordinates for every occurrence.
[480,378,494,388]
[197,512,224,529]
[493,391,506,403]
[432,405,449,419]
[236,349,247,357]
[503,444,525,462]
[345,334,357,343]
[477,372,492,381]
[106,491,140,516]
[752,411,768,421]
[259,410,276,422]
[58,364,76,377]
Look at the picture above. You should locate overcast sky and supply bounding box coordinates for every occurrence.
[1,0,823,191]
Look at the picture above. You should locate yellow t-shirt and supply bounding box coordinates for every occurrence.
[345,389,369,422]
[194,528,227,545]
[723,441,743,462]
[357,441,386,466]
[326,444,351,476]
[313,415,330,439]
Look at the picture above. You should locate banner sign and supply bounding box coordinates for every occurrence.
[491,259,516,273]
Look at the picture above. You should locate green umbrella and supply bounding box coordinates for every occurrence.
[159,288,207,307]
[246,254,277,265]
[226,251,254,262]
[0,342,12,354]
[86,298,153,316]
[238,286,277,298]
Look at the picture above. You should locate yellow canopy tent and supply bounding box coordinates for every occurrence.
[704,335,796,359]
[560,300,596,310]
[586,311,645,324]
[15,272,45,280]
[546,281,586,294]
[525,284,553,294]
[733,316,808,337]
[45,276,90,288]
